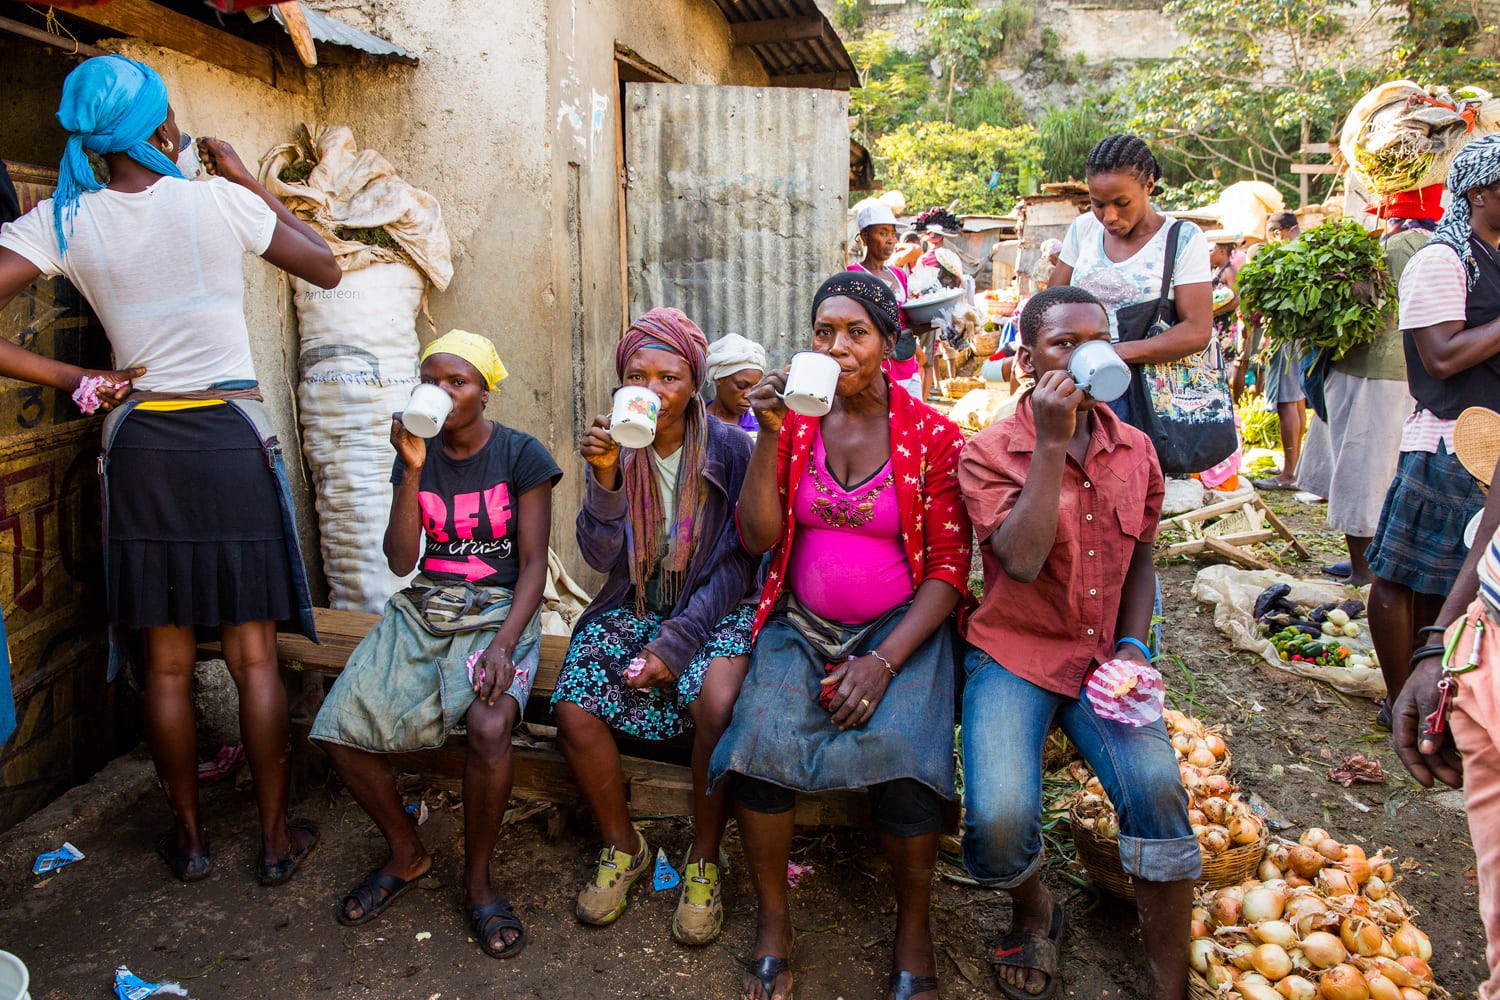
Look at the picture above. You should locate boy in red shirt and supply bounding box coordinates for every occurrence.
[957,286,1199,999]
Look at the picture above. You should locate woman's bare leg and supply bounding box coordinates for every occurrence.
[686,655,748,865]
[143,625,206,859]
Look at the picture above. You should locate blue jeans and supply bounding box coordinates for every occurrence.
[960,647,1201,887]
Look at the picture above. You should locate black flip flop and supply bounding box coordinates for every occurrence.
[889,970,939,1000]
[335,864,429,927]
[468,898,527,959]
[258,818,320,887]
[156,833,213,883]
[989,900,1066,1000]
[744,955,792,1000]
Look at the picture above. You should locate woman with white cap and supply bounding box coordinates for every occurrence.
[704,333,768,433]
[850,202,923,397]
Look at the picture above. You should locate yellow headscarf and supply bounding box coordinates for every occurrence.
[419,330,509,388]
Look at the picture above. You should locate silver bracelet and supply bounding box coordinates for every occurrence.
[870,649,898,678]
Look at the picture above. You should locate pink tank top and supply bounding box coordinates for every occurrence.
[786,432,914,623]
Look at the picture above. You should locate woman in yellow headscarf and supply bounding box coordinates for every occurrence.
[310,330,561,959]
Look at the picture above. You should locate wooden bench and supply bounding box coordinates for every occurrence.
[201,607,879,827]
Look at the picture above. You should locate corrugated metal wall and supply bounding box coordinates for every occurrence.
[624,83,848,368]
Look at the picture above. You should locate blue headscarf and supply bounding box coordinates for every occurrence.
[53,55,183,254]
[1430,133,1500,290]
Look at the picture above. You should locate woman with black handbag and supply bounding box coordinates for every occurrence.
[1051,134,1232,476]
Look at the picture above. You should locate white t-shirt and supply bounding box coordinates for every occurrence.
[1397,242,1468,329]
[1059,211,1212,340]
[0,177,277,392]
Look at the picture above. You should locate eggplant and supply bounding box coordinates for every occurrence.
[1254,584,1292,620]
[1336,598,1365,619]
[1288,621,1323,638]
[1308,602,1338,624]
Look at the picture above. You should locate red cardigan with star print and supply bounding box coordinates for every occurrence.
[744,380,974,637]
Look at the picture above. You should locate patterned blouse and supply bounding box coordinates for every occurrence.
[745,375,974,636]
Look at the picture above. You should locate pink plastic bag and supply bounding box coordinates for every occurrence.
[1085,658,1166,726]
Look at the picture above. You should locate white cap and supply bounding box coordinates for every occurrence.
[856,203,899,231]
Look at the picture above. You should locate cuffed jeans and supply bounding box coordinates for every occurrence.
[960,647,1202,887]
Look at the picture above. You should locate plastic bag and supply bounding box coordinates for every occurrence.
[1085,659,1166,726]
[1191,565,1384,698]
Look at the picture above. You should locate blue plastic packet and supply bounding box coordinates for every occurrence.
[651,847,680,892]
[32,841,84,876]
[113,966,189,999]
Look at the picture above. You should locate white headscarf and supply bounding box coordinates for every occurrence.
[705,333,768,382]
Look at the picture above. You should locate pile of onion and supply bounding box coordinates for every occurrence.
[1165,708,1230,770]
[1072,766,1263,856]
[1188,840,1443,1000]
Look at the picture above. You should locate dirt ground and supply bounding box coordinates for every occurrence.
[0,491,1489,999]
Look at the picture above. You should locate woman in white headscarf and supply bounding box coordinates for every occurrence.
[704,333,768,433]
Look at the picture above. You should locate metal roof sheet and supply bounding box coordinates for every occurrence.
[272,3,416,64]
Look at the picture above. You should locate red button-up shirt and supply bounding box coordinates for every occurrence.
[747,378,974,637]
[958,397,1163,696]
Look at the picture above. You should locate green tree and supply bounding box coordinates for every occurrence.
[1035,99,1125,181]
[917,0,1009,121]
[847,32,932,139]
[872,120,1040,213]
[1126,0,1385,198]
[1124,0,1498,201]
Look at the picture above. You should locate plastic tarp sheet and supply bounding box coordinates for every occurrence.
[1191,565,1384,698]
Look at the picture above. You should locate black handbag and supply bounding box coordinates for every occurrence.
[1114,221,1239,475]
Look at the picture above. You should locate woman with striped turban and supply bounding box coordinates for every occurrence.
[553,307,760,946]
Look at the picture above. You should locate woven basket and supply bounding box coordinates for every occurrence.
[971,329,1000,357]
[1070,802,1267,900]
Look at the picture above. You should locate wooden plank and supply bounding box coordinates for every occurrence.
[61,0,277,88]
[1290,164,1340,175]
[1259,502,1312,558]
[729,15,825,45]
[0,14,108,57]
[1168,494,1258,528]
[1203,534,1270,570]
[768,72,851,90]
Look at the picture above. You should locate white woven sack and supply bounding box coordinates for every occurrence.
[293,261,424,611]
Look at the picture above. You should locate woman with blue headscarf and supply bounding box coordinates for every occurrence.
[0,55,340,885]
[1365,133,1500,720]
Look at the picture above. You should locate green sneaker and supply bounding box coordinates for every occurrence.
[671,859,724,946]
[575,830,649,926]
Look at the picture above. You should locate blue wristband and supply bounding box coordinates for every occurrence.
[1115,637,1152,661]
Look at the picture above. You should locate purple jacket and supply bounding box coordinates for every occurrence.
[574,415,759,676]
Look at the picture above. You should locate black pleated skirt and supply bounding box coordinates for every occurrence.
[106,404,299,629]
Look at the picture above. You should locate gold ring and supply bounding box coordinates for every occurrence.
[860,698,871,708]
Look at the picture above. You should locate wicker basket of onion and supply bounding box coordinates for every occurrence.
[1187,830,1447,1000]
[1069,767,1267,899]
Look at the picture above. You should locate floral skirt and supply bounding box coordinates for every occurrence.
[550,604,754,740]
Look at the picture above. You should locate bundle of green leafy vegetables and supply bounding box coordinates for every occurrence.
[1235,219,1396,360]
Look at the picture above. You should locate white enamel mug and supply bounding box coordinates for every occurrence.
[1067,340,1131,403]
[400,383,454,439]
[609,386,661,449]
[781,351,841,417]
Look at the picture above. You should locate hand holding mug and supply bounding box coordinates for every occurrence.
[748,369,789,435]
[579,413,622,480]
[390,417,427,471]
